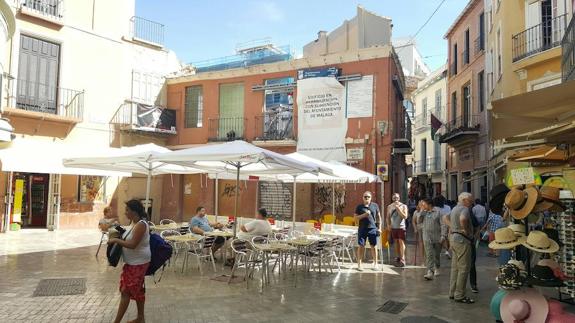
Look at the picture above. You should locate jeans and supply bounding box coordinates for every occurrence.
[469,240,477,288]
[449,240,471,300]
[423,240,442,271]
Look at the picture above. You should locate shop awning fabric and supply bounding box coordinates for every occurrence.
[509,145,568,163]
[491,81,575,141]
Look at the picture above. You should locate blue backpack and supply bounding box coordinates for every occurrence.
[146,232,173,282]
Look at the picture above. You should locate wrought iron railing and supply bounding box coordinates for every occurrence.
[21,0,63,19]
[442,114,480,135]
[110,101,176,134]
[130,16,164,46]
[413,107,444,131]
[426,157,442,172]
[474,36,485,54]
[413,160,427,174]
[208,117,246,141]
[254,110,295,141]
[512,14,568,62]
[9,78,84,119]
[562,14,575,82]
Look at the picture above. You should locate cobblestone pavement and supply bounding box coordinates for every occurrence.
[0,230,503,323]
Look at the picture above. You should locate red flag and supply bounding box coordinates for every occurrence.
[430,113,443,140]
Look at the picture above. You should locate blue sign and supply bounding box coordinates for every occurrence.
[297,67,339,80]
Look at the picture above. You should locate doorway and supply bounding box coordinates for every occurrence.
[10,172,50,228]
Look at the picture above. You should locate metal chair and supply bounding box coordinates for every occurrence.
[160,219,176,225]
[228,238,260,288]
[160,230,182,267]
[96,231,108,257]
[332,236,355,264]
[147,221,156,227]
[182,235,217,274]
[305,239,339,273]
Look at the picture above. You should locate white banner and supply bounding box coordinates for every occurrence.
[296,77,347,161]
[346,75,373,118]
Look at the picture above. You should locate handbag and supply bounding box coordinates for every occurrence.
[106,225,133,267]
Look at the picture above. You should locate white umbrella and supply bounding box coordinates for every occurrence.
[63,143,205,220]
[151,140,322,236]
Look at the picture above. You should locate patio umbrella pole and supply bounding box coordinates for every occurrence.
[215,173,219,222]
[145,171,152,221]
[292,179,297,233]
[331,182,335,220]
[233,164,240,237]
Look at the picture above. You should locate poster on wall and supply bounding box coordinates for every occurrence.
[296,77,347,161]
[78,176,104,202]
[346,75,373,118]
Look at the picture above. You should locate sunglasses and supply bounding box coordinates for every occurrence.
[363,196,371,199]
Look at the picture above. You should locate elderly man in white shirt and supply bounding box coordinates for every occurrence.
[238,208,272,240]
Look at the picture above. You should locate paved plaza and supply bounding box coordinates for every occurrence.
[0,230,509,323]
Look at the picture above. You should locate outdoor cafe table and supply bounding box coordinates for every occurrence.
[150,223,180,232]
[204,230,234,238]
[252,242,297,291]
[164,233,201,243]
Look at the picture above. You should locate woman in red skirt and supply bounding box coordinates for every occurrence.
[108,200,150,323]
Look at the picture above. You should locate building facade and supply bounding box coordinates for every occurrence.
[411,65,448,199]
[0,0,180,232]
[160,45,408,223]
[442,0,488,202]
[487,0,573,184]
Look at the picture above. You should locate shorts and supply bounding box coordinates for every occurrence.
[358,229,378,247]
[119,263,149,302]
[391,229,406,241]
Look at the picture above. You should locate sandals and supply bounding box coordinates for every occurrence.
[454,297,475,304]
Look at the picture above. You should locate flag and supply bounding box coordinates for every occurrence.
[430,113,442,141]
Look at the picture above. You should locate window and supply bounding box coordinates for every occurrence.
[435,89,442,108]
[464,29,470,64]
[421,97,428,119]
[478,71,485,112]
[451,91,457,123]
[219,83,245,138]
[184,86,203,128]
[478,12,485,51]
[452,43,458,75]
[463,85,471,126]
[497,28,502,79]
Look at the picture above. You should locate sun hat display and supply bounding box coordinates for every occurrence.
[542,228,563,248]
[532,186,565,212]
[521,231,560,253]
[500,289,548,323]
[497,263,526,290]
[559,189,575,199]
[490,183,510,214]
[538,259,560,270]
[505,187,539,220]
[526,265,566,287]
[508,259,526,272]
[507,223,526,237]
[489,227,526,250]
[490,290,507,321]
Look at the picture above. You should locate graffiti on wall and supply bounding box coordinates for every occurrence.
[221,183,243,198]
[313,184,345,219]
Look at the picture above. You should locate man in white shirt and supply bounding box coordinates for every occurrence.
[238,208,272,240]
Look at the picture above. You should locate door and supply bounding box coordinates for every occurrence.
[47,174,61,231]
[526,0,542,54]
[463,85,471,127]
[541,0,553,49]
[28,174,49,227]
[421,139,427,173]
[218,83,244,139]
[17,35,60,114]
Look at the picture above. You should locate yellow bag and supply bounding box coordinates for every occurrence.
[381,229,390,248]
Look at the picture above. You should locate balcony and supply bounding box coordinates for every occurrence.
[110,101,176,135]
[254,111,296,142]
[413,107,444,134]
[20,0,63,25]
[474,36,484,54]
[413,157,443,175]
[438,114,480,145]
[562,14,575,82]
[512,14,568,62]
[393,111,413,155]
[130,16,164,47]
[208,117,245,141]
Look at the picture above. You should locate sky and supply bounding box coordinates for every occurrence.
[136,0,469,72]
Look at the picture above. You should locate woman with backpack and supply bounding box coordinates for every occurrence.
[107,199,150,323]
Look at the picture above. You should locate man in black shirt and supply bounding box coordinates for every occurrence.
[354,191,382,271]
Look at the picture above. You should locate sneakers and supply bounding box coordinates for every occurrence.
[394,259,406,267]
[471,286,479,293]
[434,268,440,276]
[424,270,434,280]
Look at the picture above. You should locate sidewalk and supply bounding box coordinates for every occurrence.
[0,229,102,256]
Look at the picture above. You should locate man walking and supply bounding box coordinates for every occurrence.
[419,198,442,280]
[387,193,408,267]
[448,192,475,304]
[354,191,381,271]
[469,199,485,293]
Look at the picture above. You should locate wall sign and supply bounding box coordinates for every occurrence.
[346,148,364,160]
[346,75,373,118]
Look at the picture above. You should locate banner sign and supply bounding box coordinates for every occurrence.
[12,179,24,223]
[346,75,373,118]
[346,148,364,160]
[296,77,347,161]
[136,103,177,134]
[297,67,339,80]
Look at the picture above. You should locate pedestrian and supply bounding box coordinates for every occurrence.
[412,200,425,266]
[433,195,452,259]
[448,192,475,304]
[387,193,408,267]
[107,199,151,323]
[354,191,382,271]
[468,200,483,294]
[419,198,442,280]
[483,210,505,257]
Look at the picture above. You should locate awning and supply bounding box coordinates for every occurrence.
[509,145,568,163]
[491,80,575,140]
[0,139,130,176]
[462,168,487,183]
[0,119,14,142]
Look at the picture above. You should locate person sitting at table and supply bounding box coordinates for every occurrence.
[189,206,226,254]
[238,208,272,240]
[98,206,119,232]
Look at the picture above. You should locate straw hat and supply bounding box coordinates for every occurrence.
[488,227,526,249]
[521,230,560,253]
[532,186,565,212]
[505,187,539,219]
[500,289,548,323]
[507,223,526,237]
[489,184,510,214]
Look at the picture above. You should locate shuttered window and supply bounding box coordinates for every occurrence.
[184,86,203,128]
[218,83,244,137]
